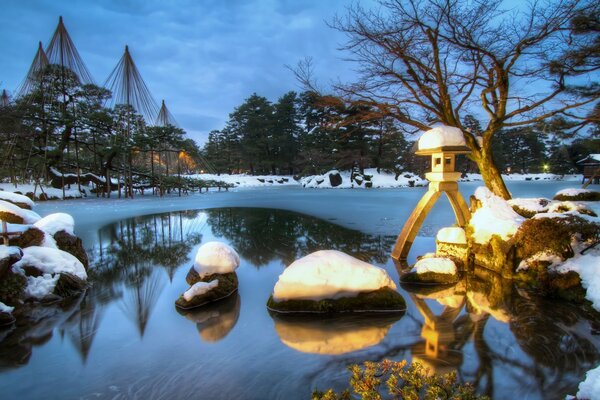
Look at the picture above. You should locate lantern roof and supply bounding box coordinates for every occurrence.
[417,125,470,155]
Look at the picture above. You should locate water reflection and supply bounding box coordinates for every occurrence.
[0,208,598,400]
[206,208,395,266]
[271,314,403,355]
[177,293,241,342]
[403,268,600,398]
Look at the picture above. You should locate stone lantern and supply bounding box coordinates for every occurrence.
[392,126,471,260]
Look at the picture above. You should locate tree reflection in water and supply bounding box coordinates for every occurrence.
[0,208,598,400]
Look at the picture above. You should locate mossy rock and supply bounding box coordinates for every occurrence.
[553,191,600,202]
[511,202,549,218]
[267,287,406,314]
[0,271,26,306]
[54,230,89,269]
[9,227,45,248]
[0,248,21,279]
[400,271,460,285]
[0,211,24,224]
[175,272,238,310]
[53,273,87,298]
[515,262,587,303]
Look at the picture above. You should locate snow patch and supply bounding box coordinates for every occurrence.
[0,245,21,260]
[183,279,219,301]
[0,301,14,313]
[418,125,466,150]
[553,252,600,311]
[575,364,600,400]
[436,227,467,244]
[272,250,397,302]
[194,242,240,278]
[25,274,60,299]
[34,213,75,235]
[469,187,525,244]
[412,257,457,275]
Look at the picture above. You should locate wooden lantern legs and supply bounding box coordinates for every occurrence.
[391,181,470,260]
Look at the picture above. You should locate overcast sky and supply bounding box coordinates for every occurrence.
[1,0,366,144]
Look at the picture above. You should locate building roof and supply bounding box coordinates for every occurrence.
[577,154,600,164]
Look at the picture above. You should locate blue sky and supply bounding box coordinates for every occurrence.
[0,0,362,144]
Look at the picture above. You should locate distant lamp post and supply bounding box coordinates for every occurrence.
[543,164,549,172]
[392,126,471,260]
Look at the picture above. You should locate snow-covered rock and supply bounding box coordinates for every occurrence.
[34,213,75,235]
[507,198,550,216]
[301,168,425,189]
[272,250,397,302]
[0,245,21,260]
[575,364,600,400]
[553,252,600,311]
[0,190,34,209]
[183,280,219,302]
[25,274,60,299]
[418,125,466,150]
[547,201,596,216]
[14,246,87,280]
[436,227,467,244]
[412,257,457,275]
[193,242,240,278]
[469,187,525,244]
[556,188,596,197]
[0,199,41,224]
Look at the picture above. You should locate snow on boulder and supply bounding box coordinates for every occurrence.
[193,241,240,278]
[13,246,87,280]
[0,199,41,224]
[272,250,396,302]
[418,125,466,151]
[507,198,550,217]
[575,364,600,400]
[556,188,595,197]
[547,201,596,217]
[0,191,34,209]
[0,300,16,326]
[469,187,525,244]
[554,188,600,201]
[554,252,600,311]
[412,257,457,275]
[183,280,219,302]
[34,213,75,235]
[24,274,60,299]
[436,227,467,244]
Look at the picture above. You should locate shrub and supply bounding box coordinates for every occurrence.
[312,360,488,400]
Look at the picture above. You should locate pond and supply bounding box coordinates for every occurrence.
[1,182,600,399]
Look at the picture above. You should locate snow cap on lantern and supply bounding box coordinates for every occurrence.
[417,125,470,183]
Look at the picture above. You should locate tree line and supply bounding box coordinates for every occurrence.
[201,90,599,177]
[0,65,206,197]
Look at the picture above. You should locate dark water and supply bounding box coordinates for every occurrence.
[1,207,599,400]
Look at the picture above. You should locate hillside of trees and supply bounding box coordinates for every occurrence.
[201,91,600,177]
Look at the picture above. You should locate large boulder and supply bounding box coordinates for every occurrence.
[268,250,405,314]
[401,256,460,285]
[8,227,45,249]
[176,272,238,309]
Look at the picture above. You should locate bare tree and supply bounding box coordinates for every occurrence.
[327,0,599,198]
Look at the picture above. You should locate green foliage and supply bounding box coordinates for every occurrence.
[267,287,406,314]
[312,360,488,400]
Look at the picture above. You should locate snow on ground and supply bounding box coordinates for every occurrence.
[0,182,84,200]
[186,173,297,188]
[13,246,87,280]
[436,227,467,244]
[556,188,598,197]
[34,213,75,235]
[194,241,240,278]
[574,364,600,400]
[461,173,581,182]
[412,257,457,275]
[0,190,35,208]
[272,250,396,302]
[418,125,466,150]
[0,199,41,224]
[301,168,426,189]
[183,279,219,301]
[469,187,525,243]
[507,198,549,213]
[0,301,14,314]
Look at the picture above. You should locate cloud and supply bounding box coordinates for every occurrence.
[0,0,361,146]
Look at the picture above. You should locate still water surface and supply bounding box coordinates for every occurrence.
[1,184,600,400]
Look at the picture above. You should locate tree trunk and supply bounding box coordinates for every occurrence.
[473,145,511,200]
